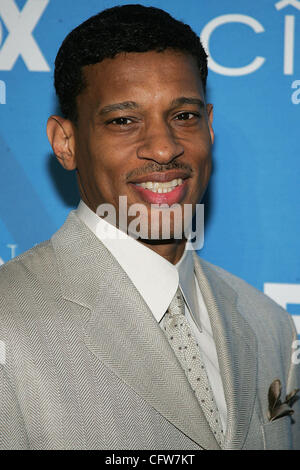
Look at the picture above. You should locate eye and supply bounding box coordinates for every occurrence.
[175,112,199,121]
[108,117,133,126]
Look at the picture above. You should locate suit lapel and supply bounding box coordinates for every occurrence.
[52,212,220,450]
[193,253,258,449]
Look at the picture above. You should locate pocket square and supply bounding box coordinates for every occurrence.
[268,378,300,422]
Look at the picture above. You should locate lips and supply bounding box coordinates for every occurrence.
[129,178,189,205]
[128,169,191,184]
[127,169,191,205]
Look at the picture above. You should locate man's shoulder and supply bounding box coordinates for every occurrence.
[199,255,282,308]
[0,240,56,295]
[198,256,296,339]
[0,211,79,291]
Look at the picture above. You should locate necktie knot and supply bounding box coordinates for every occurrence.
[168,287,185,317]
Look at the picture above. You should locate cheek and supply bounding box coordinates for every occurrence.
[88,139,117,176]
[189,136,212,169]
[92,135,138,181]
[90,146,129,197]
[92,132,131,166]
[189,140,212,191]
[198,151,212,184]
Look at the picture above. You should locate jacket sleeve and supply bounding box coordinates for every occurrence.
[0,365,29,449]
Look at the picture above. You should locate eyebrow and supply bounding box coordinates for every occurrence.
[170,96,205,109]
[98,101,139,116]
[97,96,205,116]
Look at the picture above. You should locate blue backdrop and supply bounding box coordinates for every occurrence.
[0,0,299,332]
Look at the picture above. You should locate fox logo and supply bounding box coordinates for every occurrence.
[0,0,49,71]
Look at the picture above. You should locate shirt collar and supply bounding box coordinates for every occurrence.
[76,200,196,322]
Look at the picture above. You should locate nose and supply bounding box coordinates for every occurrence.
[136,120,184,164]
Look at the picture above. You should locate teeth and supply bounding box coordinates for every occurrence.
[137,178,183,193]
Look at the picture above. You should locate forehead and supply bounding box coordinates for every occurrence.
[79,50,204,109]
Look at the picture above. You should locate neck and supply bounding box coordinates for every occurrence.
[139,237,186,265]
[80,197,187,264]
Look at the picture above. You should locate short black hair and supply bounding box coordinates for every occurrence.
[54,4,208,122]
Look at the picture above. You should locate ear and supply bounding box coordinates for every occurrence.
[46,115,76,170]
[206,103,214,145]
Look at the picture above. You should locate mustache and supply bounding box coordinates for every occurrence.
[126,161,193,182]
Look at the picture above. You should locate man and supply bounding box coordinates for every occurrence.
[0,5,299,450]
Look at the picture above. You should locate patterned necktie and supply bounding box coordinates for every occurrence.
[161,286,225,447]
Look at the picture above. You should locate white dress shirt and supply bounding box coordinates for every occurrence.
[76,200,227,430]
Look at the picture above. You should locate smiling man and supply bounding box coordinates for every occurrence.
[0,5,299,450]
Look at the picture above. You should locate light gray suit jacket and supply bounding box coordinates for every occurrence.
[0,211,299,450]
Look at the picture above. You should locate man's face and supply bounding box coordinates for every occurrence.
[74,49,213,239]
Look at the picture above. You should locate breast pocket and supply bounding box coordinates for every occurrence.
[262,416,293,450]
